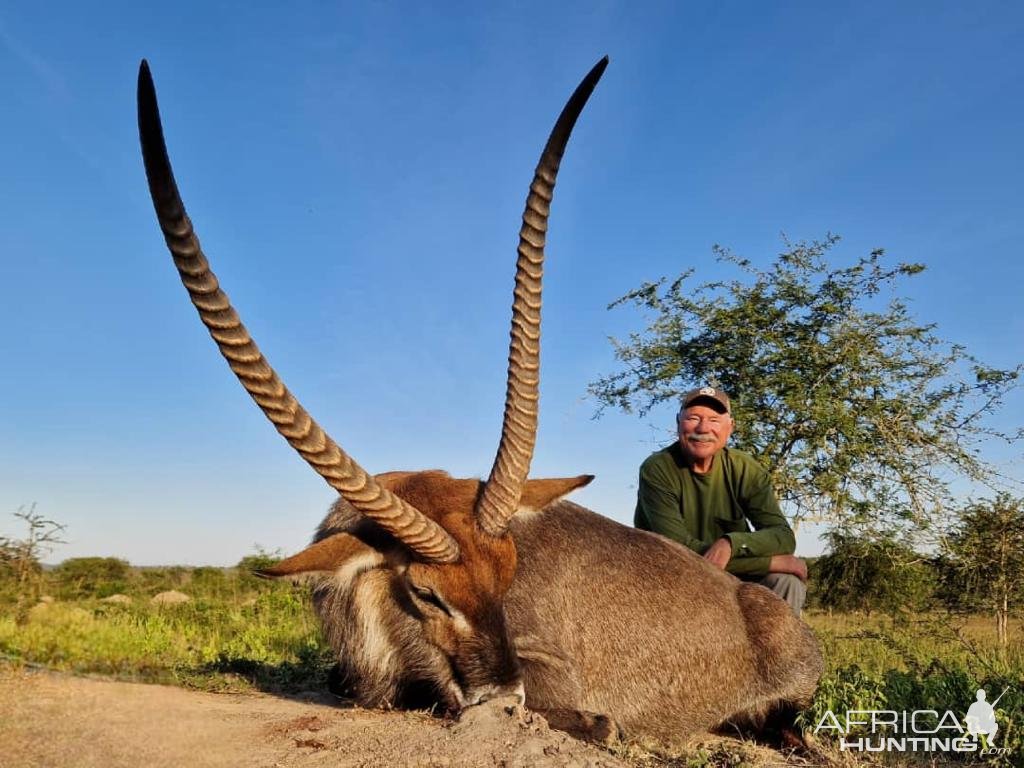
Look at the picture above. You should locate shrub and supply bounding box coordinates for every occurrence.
[189,567,229,599]
[53,557,131,599]
[816,531,935,616]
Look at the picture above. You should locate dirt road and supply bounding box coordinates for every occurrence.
[0,666,626,767]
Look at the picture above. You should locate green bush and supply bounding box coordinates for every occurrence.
[53,557,131,599]
[815,532,935,616]
[137,566,190,593]
[808,662,1020,765]
[189,567,230,599]
[235,549,283,588]
[237,550,282,572]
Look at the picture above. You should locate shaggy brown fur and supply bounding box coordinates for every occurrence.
[272,472,822,747]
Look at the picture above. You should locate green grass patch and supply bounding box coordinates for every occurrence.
[805,612,1023,766]
[0,565,333,692]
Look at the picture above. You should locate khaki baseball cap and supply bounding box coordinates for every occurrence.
[681,386,731,414]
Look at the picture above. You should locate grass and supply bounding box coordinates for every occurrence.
[0,565,332,692]
[1,565,1021,766]
[804,612,1023,766]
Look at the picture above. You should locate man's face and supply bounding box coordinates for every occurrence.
[677,403,733,464]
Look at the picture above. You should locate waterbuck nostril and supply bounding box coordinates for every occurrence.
[510,682,526,706]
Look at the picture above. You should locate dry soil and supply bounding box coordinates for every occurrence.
[0,665,628,768]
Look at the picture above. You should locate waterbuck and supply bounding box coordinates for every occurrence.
[138,57,822,747]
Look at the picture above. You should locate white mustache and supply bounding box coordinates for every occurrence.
[687,435,717,443]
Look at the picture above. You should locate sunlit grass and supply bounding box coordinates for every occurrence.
[0,574,330,690]
[803,611,1022,766]
[807,611,1024,674]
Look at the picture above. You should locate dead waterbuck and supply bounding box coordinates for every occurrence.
[138,57,822,746]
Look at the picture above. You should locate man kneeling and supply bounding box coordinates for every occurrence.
[634,386,807,615]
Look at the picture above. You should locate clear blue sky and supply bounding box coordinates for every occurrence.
[2,2,1022,565]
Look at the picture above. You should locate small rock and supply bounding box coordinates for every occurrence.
[101,594,132,604]
[150,590,191,605]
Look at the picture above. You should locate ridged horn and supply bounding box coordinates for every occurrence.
[476,57,608,537]
[137,60,459,563]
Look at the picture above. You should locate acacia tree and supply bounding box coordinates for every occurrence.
[0,505,66,613]
[943,494,1024,646]
[590,236,1021,532]
[0,504,66,588]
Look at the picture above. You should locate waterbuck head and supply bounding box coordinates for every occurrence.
[137,58,606,709]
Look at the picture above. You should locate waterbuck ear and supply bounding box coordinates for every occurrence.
[255,532,382,579]
[518,475,595,513]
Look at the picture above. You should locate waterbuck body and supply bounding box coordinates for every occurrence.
[509,502,821,743]
[138,56,822,748]
[308,476,821,745]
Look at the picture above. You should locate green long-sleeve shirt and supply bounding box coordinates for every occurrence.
[634,443,794,576]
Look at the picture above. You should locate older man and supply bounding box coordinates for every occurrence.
[634,386,807,615]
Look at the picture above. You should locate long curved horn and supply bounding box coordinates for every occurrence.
[476,57,608,537]
[137,60,459,563]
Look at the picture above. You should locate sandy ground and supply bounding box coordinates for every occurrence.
[0,665,628,768]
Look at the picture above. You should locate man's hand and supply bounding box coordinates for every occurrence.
[703,537,732,570]
[768,554,808,582]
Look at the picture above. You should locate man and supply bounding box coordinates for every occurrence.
[634,386,808,615]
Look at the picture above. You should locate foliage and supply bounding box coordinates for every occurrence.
[236,547,283,573]
[808,662,1020,766]
[135,565,190,594]
[815,531,935,616]
[0,563,328,693]
[930,553,973,614]
[52,557,131,599]
[0,505,66,587]
[805,613,1022,766]
[589,236,1022,531]
[189,566,230,599]
[0,505,66,618]
[236,547,283,588]
[943,494,1024,647]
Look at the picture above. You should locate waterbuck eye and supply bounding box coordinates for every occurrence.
[410,585,452,616]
